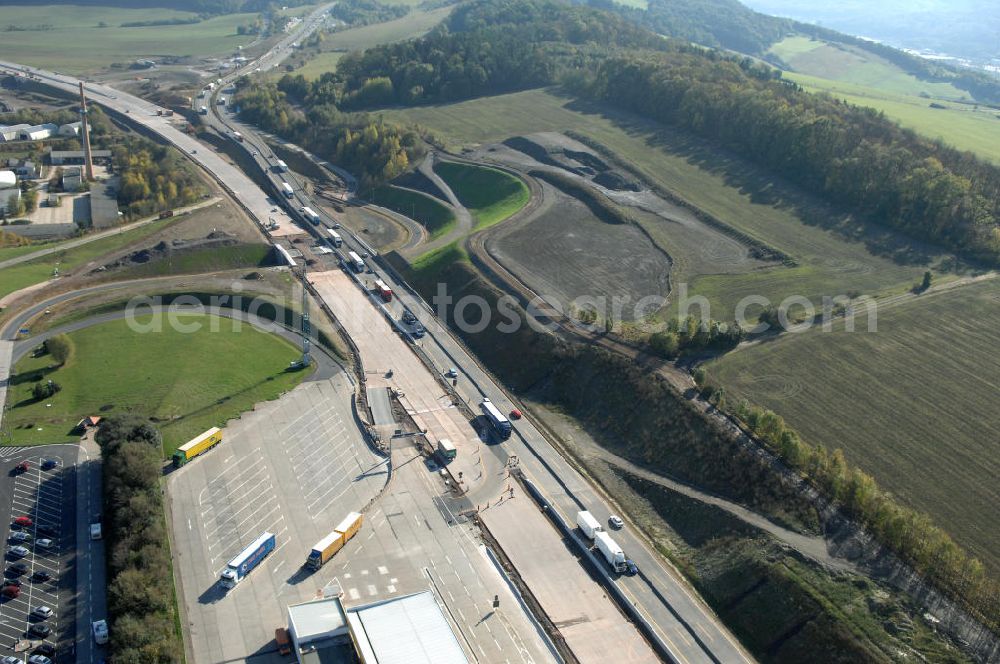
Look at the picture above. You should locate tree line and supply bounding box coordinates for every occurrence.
[233,76,420,189]
[335,0,664,108]
[726,398,1000,628]
[648,315,744,359]
[569,53,1000,265]
[96,416,181,663]
[330,0,409,28]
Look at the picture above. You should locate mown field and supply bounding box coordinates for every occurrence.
[434,161,530,229]
[706,277,1000,573]
[6,314,306,454]
[0,4,259,73]
[0,216,180,302]
[385,88,940,322]
[371,185,455,238]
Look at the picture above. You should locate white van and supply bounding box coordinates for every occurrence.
[90,523,102,540]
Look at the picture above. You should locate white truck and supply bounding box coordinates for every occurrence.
[301,206,321,225]
[281,182,294,199]
[595,531,627,573]
[576,510,603,540]
[327,228,343,248]
[274,159,288,173]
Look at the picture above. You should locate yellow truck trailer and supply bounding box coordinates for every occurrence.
[305,511,363,569]
[172,427,223,467]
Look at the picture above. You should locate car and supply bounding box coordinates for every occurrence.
[4,655,22,664]
[608,515,624,530]
[8,546,29,558]
[13,516,32,528]
[32,606,53,619]
[31,571,51,582]
[92,619,109,644]
[33,644,55,657]
[40,458,56,470]
[2,585,20,599]
[191,148,198,154]
[14,461,29,474]
[624,560,639,576]
[35,539,53,550]
[444,368,458,379]
[7,562,28,575]
[90,523,102,540]
[9,531,30,542]
[28,654,51,664]
[275,627,291,655]
[35,525,56,537]
[28,623,51,638]
[402,310,417,324]
[509,408,523,420]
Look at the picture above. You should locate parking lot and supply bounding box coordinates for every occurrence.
[0,448,77,663]
[168,374,389,664]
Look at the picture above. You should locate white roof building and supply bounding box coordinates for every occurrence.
[58,121,88,137]
[0,124,31,142]
[20,123,58,141]
[346,591,470,664]
[0,170,17,189]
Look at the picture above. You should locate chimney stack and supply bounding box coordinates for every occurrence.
[78,82,95,182]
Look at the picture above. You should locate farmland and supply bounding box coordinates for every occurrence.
[491,182,671,321]
[706,277,1000,573]
[385,88,941,321]
[0,4,259,74]
[5,313,306,454]
[434,161,530,229]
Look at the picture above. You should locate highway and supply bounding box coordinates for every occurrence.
[0,10,753,661]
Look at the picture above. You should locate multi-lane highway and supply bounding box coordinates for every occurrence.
[0,10,754,661]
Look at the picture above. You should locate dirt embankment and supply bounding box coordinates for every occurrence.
[392,252,999,663]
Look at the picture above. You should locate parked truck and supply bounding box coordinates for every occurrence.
[219,531,275,589]
[594,531,627,573]
[305,512,363,570]
[301,206,321,225]
[437,439,456,462]
[274,159,288,173]
[576,510,603,540]
[172,427,222,467]
[281,182,294,199]
[480,398,512,440]
[327,229,343,248]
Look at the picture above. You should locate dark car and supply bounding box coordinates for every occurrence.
[2,585,20,599]
[28,623,51,638]
[33,644,55,657]
[624,560,639,577]
[40,459,56,471]
[35,525,56,538]
[31,571,51,583]
[3,578,22,587]
[7,563,28,576]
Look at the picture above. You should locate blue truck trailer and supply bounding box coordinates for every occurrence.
[219,531,275,589]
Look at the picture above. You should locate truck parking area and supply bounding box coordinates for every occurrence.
[167,375,388,663]
[0,448,77,662]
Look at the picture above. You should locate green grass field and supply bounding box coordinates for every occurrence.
[5,314,306,455]
[0,217,179,302]
[785,72,1000,165]
[434,161,530,229]
[114,243,272,279]
[706,277,1000,574]
[0,5,259,74]
[0,242,50,264]
[371,185,455,238]
[385,88,939,321]
[769,37,968,100]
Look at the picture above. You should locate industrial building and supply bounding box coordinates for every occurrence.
[58,121,89,137]
[286,591,470,664]
[0,124,30,142]
[50,149,112,166]
[19,123,58,141]
[62,166,83,192]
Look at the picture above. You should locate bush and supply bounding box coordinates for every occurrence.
[31,380,60,401]
[45,334,74,366]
